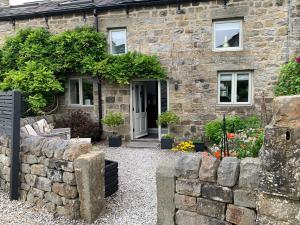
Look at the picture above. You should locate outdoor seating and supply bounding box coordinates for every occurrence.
[21,119,71,140]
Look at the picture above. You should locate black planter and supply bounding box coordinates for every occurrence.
[105,160,119,197]
[194,142,205,152]
[108,135,122,147]
[161,138,174,149]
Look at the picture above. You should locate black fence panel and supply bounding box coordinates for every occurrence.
[0,91,21,200]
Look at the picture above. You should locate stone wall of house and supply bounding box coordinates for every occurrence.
[156,95,300,225]
[0,0,299,138]
[0,133,105,221]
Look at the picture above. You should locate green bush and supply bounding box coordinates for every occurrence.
[274,56,300,96]
[204,116,261,144]
[234,128,264,159]
[157,111,180,127]
[101,112,124,135]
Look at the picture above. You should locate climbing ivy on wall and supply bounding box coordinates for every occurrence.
[0,27,166,113]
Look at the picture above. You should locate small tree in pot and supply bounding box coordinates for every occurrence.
[157,111,180,149]
[192,136,206,152]
[101,112,124,147]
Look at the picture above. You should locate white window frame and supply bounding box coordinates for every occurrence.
[213,20,243,52]
[108,28,127,55]
[68,77,94,107]
[217,71,252,105]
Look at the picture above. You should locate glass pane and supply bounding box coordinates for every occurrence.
[135,85,140,113]
[219,74,232,103]
[237,74,249,102]
[70,80,80,104]
[82,79,94,105]
[110,30,126,54]
[215,22,240,48]
[141,85,145,112]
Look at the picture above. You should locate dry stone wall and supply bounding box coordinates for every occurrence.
[0,114,105,221]
[157,95,300,225]
[0,134,91,219]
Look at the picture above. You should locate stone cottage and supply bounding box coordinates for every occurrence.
[0,0,299,140]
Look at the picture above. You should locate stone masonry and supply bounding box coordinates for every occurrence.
[0,0,299,139]
[157,95,300,225]
[0,115,105,221]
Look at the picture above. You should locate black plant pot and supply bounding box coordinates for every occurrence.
[108,135,122,147]
[161,138,174,149]
[194,142,205,152]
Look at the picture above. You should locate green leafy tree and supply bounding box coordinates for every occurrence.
[0,62,63,113]
[274,56,300,96]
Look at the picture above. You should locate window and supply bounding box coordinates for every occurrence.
[68,78,94,106]
[109,29,127,55]
[213,20,242,51]
[218,72,252,104]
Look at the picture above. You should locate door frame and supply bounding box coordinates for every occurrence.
[130,79,169,141]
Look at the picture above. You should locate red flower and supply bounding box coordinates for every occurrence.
[214,151,221,160]
[227,133,235,139]
[296,57,300,63]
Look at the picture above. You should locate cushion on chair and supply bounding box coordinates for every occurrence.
[24,125,38,136]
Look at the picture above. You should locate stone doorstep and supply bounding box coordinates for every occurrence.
[126,141,159,148]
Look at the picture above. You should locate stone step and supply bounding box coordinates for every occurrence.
[126,141,160,148]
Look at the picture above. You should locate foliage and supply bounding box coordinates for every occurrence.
[0,27,166,113]
[172,141,195,152]
[233,128,264,159]
[0,61,63,113]
[101,112,124,127]
[55,110,101,142]
[161,134,175,139]
[204,116,261,144]
[52,27,107,75]
[274,56,300,96]
[93,52,166,84]
[157,111,180,127]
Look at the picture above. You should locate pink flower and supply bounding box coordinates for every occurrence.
[296,57,300,63]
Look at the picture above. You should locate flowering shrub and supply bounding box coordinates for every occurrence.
[232,128,264,159]
[172,141,195,152]
[274,56,300,96]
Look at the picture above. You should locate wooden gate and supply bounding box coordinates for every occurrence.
[0,91,21,200]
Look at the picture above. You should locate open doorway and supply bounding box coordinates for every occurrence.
[131,80,168,141]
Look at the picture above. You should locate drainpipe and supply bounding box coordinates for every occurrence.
[286,0,292,62]
[93,9,103,136]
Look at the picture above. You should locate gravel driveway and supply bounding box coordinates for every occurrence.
[0,146,184,225]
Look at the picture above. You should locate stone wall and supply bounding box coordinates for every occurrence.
[20,113,64,127]
[0,1,299,138]
[157,95,300,225]
[0,132,105,221]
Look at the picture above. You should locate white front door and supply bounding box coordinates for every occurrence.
[133,83,148,138]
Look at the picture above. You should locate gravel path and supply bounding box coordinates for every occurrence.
[0,146,184,225]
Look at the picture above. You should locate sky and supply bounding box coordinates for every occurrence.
[10,0,42,5]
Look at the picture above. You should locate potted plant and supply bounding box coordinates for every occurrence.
[192,136,206,152]
[157,111,180,149]
[101,112,124,147]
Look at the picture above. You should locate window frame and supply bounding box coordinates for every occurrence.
[217,71,252,105]
[213,20,243,52]
[68,77,94,107]
[108,28,128,55]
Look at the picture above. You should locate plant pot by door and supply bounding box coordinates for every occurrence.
[109,135,122,147]
[161,138,174,149]
[194,142,205,152]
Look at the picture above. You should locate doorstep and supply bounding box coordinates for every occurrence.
[126,141,160,148]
